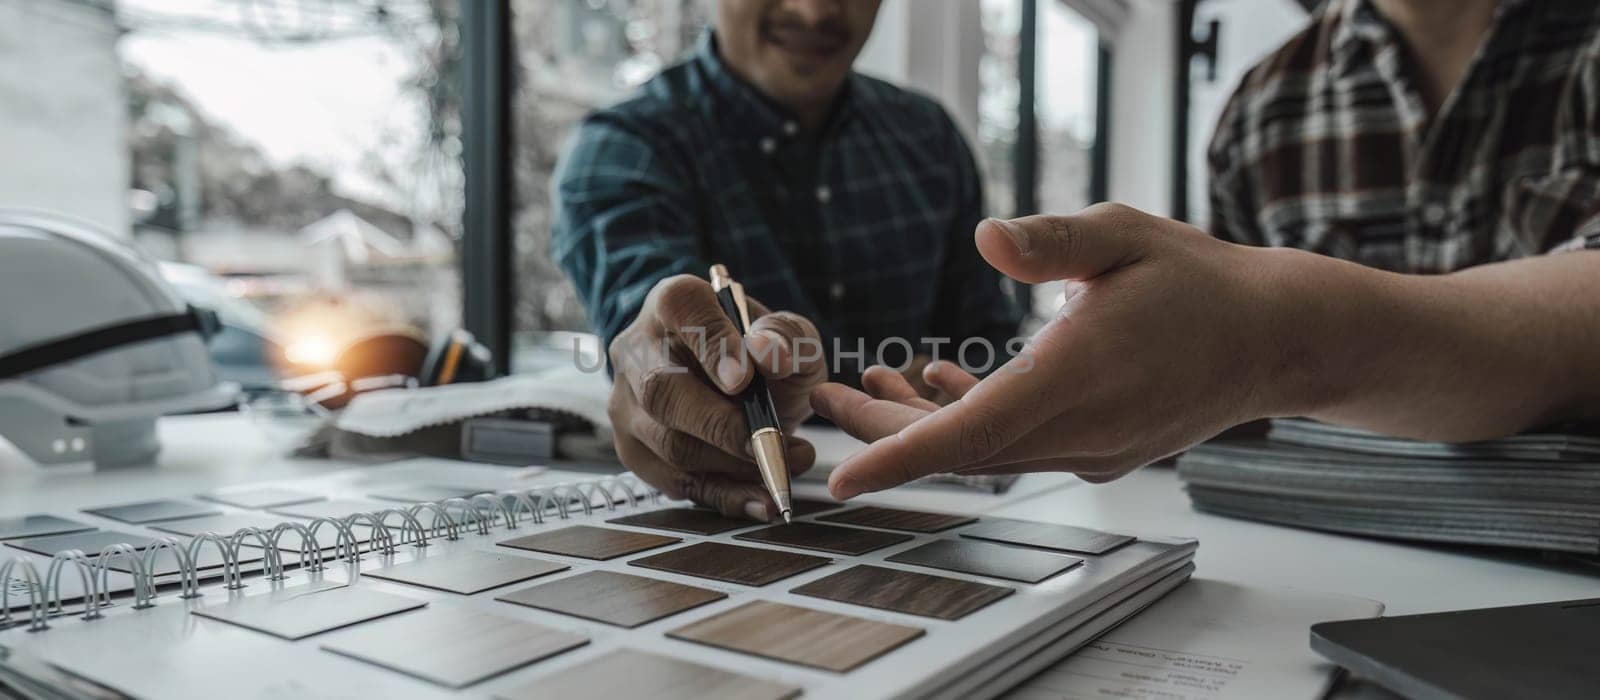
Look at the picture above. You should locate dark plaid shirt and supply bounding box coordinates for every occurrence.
[1208,0,1600,270]
[553,35,1022,378]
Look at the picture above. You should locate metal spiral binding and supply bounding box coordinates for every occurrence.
[0,473,660,631]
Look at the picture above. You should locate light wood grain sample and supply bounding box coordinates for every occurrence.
[198,488,322,509]
[668,600,924,672]
[495,570,725,628]
[886,538,1082,583]
[366,550,569,594]
[0,515,92,540]
[193,583,426,640]
[499,648,800,700]
[497,525,679,560]
[818,506,976,533]
[628,541,830,586]
[608,508,756,535]
[497,648,800,700]
[321,607,587,688]
[735,522,912,555]
[959,518,1135,554]
[83,499,221,524]
[791,564,1013,620]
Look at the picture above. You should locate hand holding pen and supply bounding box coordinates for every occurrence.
[605,273,828,521]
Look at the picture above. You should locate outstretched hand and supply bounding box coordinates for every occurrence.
[811,203,1302,499]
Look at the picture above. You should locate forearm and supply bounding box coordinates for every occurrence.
[1268,248,1600,440]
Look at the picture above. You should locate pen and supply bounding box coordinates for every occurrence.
[709,264,793,523]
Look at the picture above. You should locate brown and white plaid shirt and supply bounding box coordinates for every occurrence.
[1208,0,1600,272]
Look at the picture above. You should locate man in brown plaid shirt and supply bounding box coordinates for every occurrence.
[802,0,1600,499]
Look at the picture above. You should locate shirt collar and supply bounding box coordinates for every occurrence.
[1331,0,1532,77]
[692,32,857,150]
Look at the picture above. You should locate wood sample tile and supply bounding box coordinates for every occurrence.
[193,583,425,640]
[788,499,845,517]
[267,499,391,521]
[82,499,222,524]
[366,550,568,594]
[607,508,755,535]
[198,487,322,509]
[498,525,679,560]
[668,600,924,673]
[791,565,1013,620]
[0,515,93,540]
[5,529,264,576]
[818,506,976,533]
[151,513,374,554]
[735,522,912,555]
[321,607,587,688]
[495,570,724,628]
[499,648,801,700]
[959,519,1135,555]
[368,484,492,504]
[629,541,829,586]
[886,539,1082,583]
[7,529,158,558]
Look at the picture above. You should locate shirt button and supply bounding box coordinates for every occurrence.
[829,281,845,300]
[816,185,832,203]
[783,121,799,136]
[1421,203,1448,227]
[759,137,776,155]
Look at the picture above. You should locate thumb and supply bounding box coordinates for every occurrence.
[975,203,1151,284]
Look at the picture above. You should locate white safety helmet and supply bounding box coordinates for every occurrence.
[0,210,238,468]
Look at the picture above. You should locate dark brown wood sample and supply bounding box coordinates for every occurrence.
[788,499,845,516]
[198,487,322,509]
[887,538,1082,583]
[628,541,829,586]
[608,508,755,535]
[735,522,912,555]
[497,525,679,560]
[495,570,724,628]
[83,499,222,524]
[960,519,1135,555]
[818,506,976,533]
[498,648,800,700]
[321,607,587,688]
[366,550,568,594]
[791,565,1013,620]
[668,600,924,672]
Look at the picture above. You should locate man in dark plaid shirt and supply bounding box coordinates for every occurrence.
[1209,0,1600,266]
[553,1,1020,520]
[804,0,1600,501]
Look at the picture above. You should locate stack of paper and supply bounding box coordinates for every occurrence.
[1178,419,1600,555]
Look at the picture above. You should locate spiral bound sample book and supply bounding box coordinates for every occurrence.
[0,469,1196,699]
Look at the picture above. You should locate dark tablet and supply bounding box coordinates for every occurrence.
[1311,598,1600,700]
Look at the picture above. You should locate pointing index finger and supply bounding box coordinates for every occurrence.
[828,335,1064,499]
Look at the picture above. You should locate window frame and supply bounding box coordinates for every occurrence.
[460,0,516,370]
